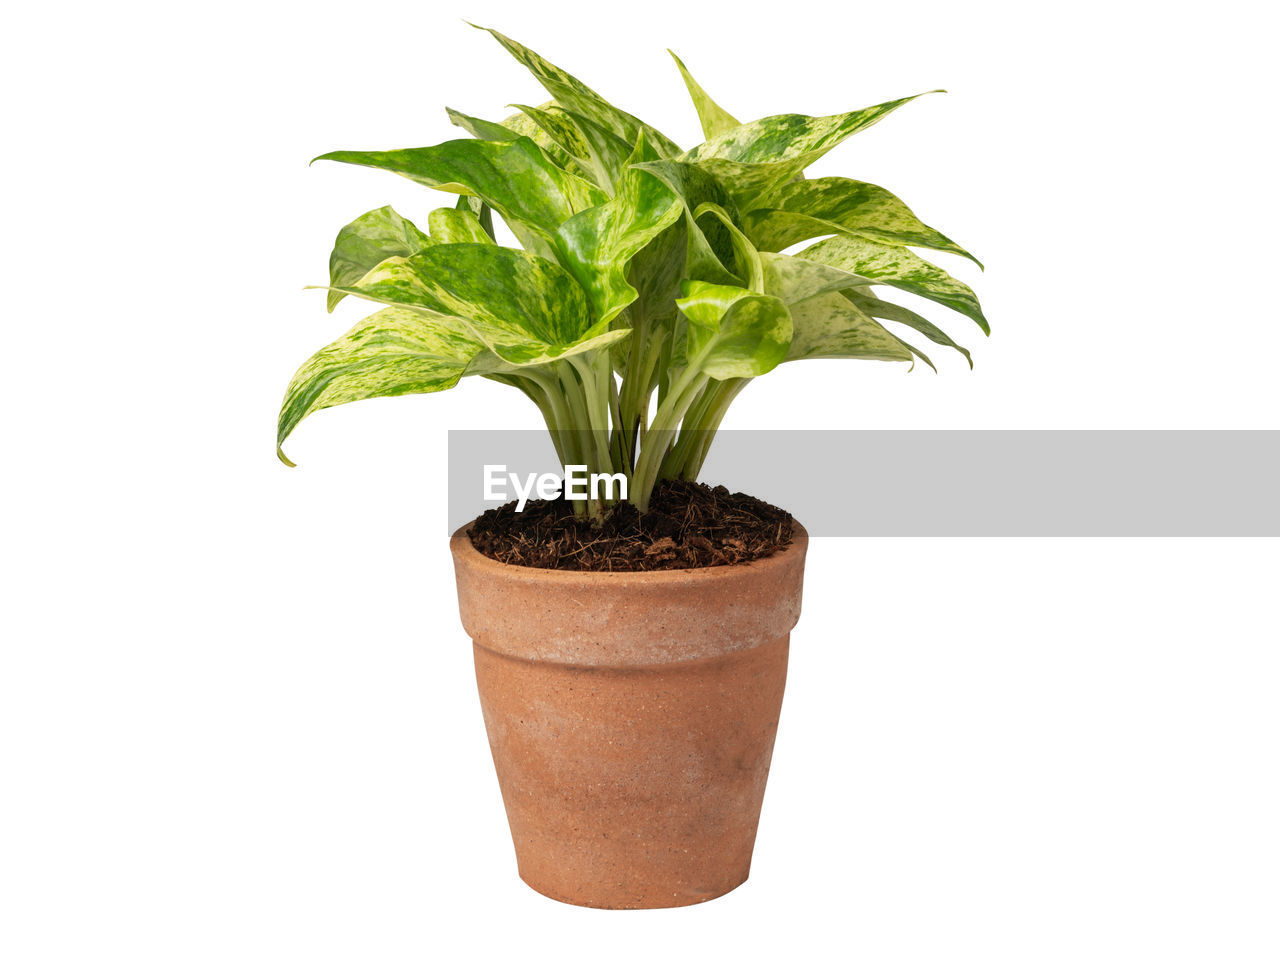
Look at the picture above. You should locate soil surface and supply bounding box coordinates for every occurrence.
[468,479,793,572]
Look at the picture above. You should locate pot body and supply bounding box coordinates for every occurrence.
[451,523,807,909]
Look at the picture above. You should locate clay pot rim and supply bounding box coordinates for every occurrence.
[450,519,808,586]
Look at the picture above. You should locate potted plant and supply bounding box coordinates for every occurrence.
[277,25,987,909]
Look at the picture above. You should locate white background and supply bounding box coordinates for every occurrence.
[3,1,1277,963]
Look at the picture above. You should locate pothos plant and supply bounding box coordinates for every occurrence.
[277,26,987,519]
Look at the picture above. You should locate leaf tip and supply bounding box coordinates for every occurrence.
[277,446,296,468]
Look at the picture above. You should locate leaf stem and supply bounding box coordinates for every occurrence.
[630,353,711,511]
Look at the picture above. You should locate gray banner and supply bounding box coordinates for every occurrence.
[447,430,1279,536]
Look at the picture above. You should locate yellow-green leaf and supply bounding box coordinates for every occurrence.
[801,235,989,333]
[669,51,740,140]
[677,281,792,379]
[326,206,432,313]
[786,292,914,364]
[314,138,605,254]
[745,176,982,267]
[473,25,683,158]
[277,307,496,464]
[427,206,494,245]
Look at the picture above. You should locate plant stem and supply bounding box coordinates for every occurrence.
[678,378,747,480]
[486,373,569,466]
[630,358,710,512]
[524,368,589,517]
[659,380,718,481]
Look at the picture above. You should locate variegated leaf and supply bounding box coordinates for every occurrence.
[444,108,518,142]
[473,25,683,158]
[326,206,432,313]
[314,138,605,255]
[786,291,914,363]
[665,158,798,211]
[759,251,873,304]
[454,194,496,240]
[679,93,938,207]
[627,214,688,317]
[844,288,972,367]
[744,177,982,267]
[508,102,592,159]
[800,235,989,333]
[320,243,627,367]
[277,306,497,464]
[693,202,763,292]
[613,134,691,332]
[668,51,740,139]
[554,164,684,326]
[445,105,580,174]
[427,206,494,245]
[685,93,937,164]
[631,158,741,284]
[511,103,634,193]
[676,281,792,379]
[558,109,636,193]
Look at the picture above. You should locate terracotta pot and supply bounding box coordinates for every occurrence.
[450,522,808,909]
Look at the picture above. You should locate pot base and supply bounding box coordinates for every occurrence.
[518,871,749,910]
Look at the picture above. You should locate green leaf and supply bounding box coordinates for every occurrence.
[446,105,581,174]
[612,135,692,332]
[676,281,792,378]
[625,215,688,331]
[427,206,494,245]
[277,307,496,464]
[786,292,914,363]
[326,206,432,313]
[473,25,683,158]
[843,288,972,368]
[668,50,740,139]
[508,102,592,159]
[314,138,605,254]
[554,165,684,326]
[511,103,634,193]
[685,93,937,164]
[744,177,982,267]
[895,336,937,372]
[679,92,938,207]
[444,108,518,142]
[559,109,637,193]
[631,159,741,284]
[318,243,625,367]
[693,202,763,292]
[759,251,872,304]
[800,235,989,333]
[454,195,496,240]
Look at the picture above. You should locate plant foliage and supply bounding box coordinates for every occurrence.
[278,25,988,515]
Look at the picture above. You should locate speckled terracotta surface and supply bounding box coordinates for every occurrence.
[451,522,808,909]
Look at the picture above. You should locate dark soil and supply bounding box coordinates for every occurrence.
[468,479,794,572]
